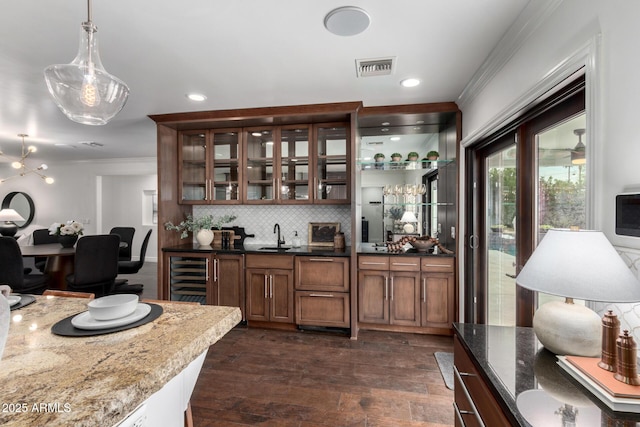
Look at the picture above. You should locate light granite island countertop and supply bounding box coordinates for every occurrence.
[0,296,241,426]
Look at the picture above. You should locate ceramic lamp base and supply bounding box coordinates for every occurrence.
[533,298,601,357]
[0,222,18,237]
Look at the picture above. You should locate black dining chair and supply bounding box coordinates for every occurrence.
[0,236,48,294]
[118,229,152,275]
[65,234,120,298]
[109,226,135,261]
[112,229,152,295]
[32,228,59,273]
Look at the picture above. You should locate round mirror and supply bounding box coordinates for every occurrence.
[1,192,35,229]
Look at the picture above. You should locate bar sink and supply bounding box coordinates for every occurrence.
[258,246,291,251]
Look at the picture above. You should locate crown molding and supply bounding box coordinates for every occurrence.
[457,0,564,110]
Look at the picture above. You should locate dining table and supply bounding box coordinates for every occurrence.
[0,295,241,426]
[20,243,75,290]
[20,240,129,290]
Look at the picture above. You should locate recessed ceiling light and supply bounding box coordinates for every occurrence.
[252,132,262,137]
[186,93,207,102]
[390,137,400,141]
[324,6,370,36]
[400,78,421,88]
[381,122,390,126]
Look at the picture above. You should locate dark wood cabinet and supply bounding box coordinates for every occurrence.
[454,335,512,427]
[358,255,454,334]
[163,251,245,318]
[215,254,245,319]
[358,256,421,326]
[245,254,294,324]
[243,123,350,204]
[178,129,241,204]
[421,257,455,329]
[295,256,350,328]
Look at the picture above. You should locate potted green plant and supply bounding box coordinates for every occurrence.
[374,153,385,162]
[165,213,237,246]
[406,152,419,161]
[390,152,402,162]
[426,150,439,160]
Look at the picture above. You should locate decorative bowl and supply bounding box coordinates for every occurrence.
[409,238,437,253]
[88,294,139,321]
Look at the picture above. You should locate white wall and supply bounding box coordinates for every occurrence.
[460,0,640,335]
[101,174,158,262]
[0,157,157,261]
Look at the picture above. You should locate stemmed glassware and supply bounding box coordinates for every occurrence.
[383,184,394,203]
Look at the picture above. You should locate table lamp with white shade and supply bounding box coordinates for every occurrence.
[0,209,24,237]
[400,211,418,233]
[516,228,640,357]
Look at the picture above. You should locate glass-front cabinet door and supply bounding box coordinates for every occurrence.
[211,129,241,203]
[245,127,276,203]
[179,131,208,203]
[178,129,241,204]
[314,123,349,203]
[280,125,311,203]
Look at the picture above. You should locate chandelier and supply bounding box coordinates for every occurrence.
[0,134,54,184]
[44,0,129,125]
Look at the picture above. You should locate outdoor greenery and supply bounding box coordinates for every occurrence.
[489,166,586,230]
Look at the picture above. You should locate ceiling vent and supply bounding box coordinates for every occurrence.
[356,57,395,78]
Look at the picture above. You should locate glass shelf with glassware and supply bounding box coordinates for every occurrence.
[358,159,450,171]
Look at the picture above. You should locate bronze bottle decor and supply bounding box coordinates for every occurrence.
[598,310,620,371]
[614,329,640,385]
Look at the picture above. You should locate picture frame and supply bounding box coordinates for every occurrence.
[308,222,340,246]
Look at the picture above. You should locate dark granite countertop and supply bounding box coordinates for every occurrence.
[162,242,351,257]
[357,243,455,257]
[453,323,640,426]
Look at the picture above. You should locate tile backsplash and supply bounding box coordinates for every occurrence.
[194,205,352,246]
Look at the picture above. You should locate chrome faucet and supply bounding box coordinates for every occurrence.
[274,223,285,248]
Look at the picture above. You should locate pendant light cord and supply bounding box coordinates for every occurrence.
[87,0,92,23]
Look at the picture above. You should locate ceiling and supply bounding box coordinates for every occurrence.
[0,0,530,164]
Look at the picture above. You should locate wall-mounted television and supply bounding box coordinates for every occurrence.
[616,193,640,237]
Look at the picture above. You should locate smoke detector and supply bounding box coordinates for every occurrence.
[356,57,396,78]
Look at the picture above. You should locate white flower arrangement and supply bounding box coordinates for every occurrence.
[49,220,84,237]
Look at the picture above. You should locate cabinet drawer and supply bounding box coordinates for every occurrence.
[295,291,350,328]
[389,257,420,272]
[295,257,349,292]
[246,254,294,269]
[421,257,454,272]
[454,336,510,427]
[358,256,389,270]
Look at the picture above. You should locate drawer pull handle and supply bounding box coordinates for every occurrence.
[309,293,334,298]
[423,264,450,267]
[309,258,334,262]
[454,365,485,427]
[391,262,418,266]
[453,402,474,427]
[362,262,386,265]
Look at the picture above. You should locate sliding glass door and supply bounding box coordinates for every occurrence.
[466,78,587,326]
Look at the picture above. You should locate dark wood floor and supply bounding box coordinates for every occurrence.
[191,327,455,427]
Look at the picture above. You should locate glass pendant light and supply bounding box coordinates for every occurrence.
[44,0,129,125]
